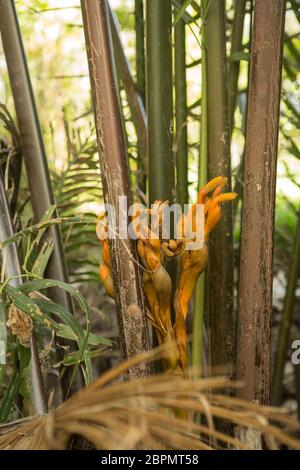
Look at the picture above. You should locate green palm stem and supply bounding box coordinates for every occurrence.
[134,0,147,193]
[175,16,188,208]
[0,170,47,416]
[0,0,71,312]
[109,6,147,195]
[135,0,146,106]
[146,0,174,205]
[206,0,234,378]
[145,0,175,352]
[192,0,208,379]
[228,0,247,136]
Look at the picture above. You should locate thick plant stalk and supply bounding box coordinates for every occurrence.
[146,0,175,351]
[0,0,70,311]
[135,0,146,106]
[206,0,234,377]
[81,0,151,378]
[146,0,175,204]
[134,0,147,193]
[109,7,147,193]
[228,0,247,135]
[236,0,286,404]
[192,0,208,378]
[0,171,47,416]
[272,215,300,405]
[175,16,188,207]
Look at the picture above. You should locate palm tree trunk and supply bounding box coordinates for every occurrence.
[206,0,234,377]
[236,0,286,405]
[0,170,47,416]
[175,16,188,207]
[0,0,71,311]
[192,0,208,377]
[228,0,247,135]
[135,0,146,106]
[146,0,175,205]
[81,0,151,378]
[109,7,147,195]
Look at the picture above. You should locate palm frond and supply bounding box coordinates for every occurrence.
[0,349,300,450]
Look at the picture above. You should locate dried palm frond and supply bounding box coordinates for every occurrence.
[0,349,300,450]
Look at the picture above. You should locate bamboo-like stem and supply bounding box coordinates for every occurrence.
[0,170,47,416]
[236,0,286,405]
[134,0,147,193]
[0,0,70,311]
[109,7,148,194]
[175,16,188,208]
[206,0,234,377]
[81,0,151,378]
[192,0,208,378]
[228,0,247,135]
[146,0,175,205]
[272,214,300,405]
[145,0,175,345]
[135,0,146,106]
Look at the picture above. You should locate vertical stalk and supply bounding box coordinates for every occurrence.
[228,0,247,135]
[175,16,188,207]
[236,0,286,405]
[109,7,148,194]
[134,0,147,194]
[146,0,175,350]
[135,0,146,106]
[146,0,175,204]
[192,0,208,377]
[0,170,47,416]
[272,214,300,405]
[206,0,234,376]
[0,0,70,311]
[81,0,151,378]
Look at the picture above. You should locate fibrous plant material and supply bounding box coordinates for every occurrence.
[6,304,33,347]
[81,0,151,378]
[236,0,286,404]
[1,349,300,450]
[98,177,237,372]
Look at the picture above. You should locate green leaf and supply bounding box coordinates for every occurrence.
[172,0,194,24]
[0,297,6,366]
[228,51,250,62]
[63,347,108,366]
[0,372,22,422]
[56,324,112,347]
[4,279,94,385]
[173,0,193,25]
[31,240,54,277]
[0,345,30,423]
[0,216,96,249]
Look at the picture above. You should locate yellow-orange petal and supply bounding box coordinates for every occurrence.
[203,176,227,193]
[216,192,238,203]
[204,206,222,239]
